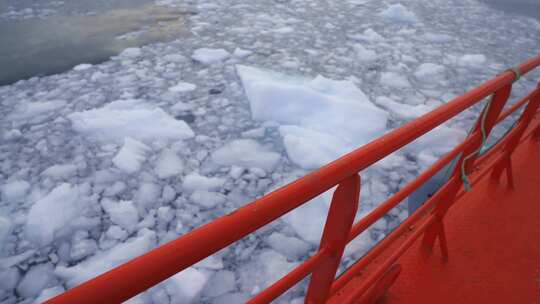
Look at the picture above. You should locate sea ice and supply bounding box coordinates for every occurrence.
[458,54,487,67]
[182,172,225,193]
[155,149,184,179]
[169,82,197,93]
[375,96,435,120]
[236,65,388,169]
[192,48,230,64]
[25,184,81,246]
[212,139,281,172]
[55,229,156,287]
[163,267,207,303]
[112,137,151,174]
[190,190,226,209]
[203,270,236,297]
[69,99,194,142]
[16,263,54,298]
[380,72,411,88]
[1,180,30,202]
[101,199,140,232]
[414,63,446,83]
[379,4,419,23]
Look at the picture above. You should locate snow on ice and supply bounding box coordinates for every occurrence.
[190,190,226,209]
[25,184,82,246]
[169,82,197,93]
[458,54,487,67]
[375,96,436,120]
[380,71,411,89]
[154,149,185,179]
[266,232,310,260]
[1,180,30,202]
[101,199,140,232]
[192,48,230,64]
[16,263,54,298]
[237,65,389,169]
[211,139,281,172]
[349,28,385,42]
[414,63,446,84]
[202,270,235,298]
[68,99,194,142]
[42,164,78,180]
[9,100,67,125]
[182,172,225,193]
[354,44,378,62]
[0,217,12,252]
[282,188,335,245]
[379,3,419,24]
[163,267,207,303]
[112,137,151,174]
[55,229,156,288]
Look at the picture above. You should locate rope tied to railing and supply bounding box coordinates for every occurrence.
[507,66,522,82]
[460,99,492,191]
[460,66,522,191]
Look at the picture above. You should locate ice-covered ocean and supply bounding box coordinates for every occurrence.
[1,0,540,303]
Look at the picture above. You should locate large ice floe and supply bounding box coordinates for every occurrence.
[68,99,194,142]
[237,65,388,169]
[1,0,540,303]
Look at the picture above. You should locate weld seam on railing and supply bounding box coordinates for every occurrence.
[248,248,330,304]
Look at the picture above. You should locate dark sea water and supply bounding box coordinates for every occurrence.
[0,0,188,86]
[482,0,540,20]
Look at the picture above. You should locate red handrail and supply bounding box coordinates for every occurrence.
[48,54,540,304]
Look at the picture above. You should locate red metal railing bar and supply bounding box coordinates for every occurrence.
[247,248,330,304]
[491,88,540,182]
[496,89,537,124]
[335,86,540,299]
[340,215,438,304]
[330,176,461,295]
[255,84,540,302]
[420,84,511,265]
[345,132,480,243]
[451,120,540,202]
[330,133,482,294]
[466,88,540,182]
[470,87,540,164]
[48,55,540,304]
[306,175,361,303]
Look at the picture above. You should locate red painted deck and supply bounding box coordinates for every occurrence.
[382,124,540,303]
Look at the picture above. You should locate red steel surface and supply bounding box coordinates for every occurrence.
[305,175,361,303]
[382,117,540,303]
[48,55,540,304]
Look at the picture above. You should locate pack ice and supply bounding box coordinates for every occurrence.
[236,65,389,170]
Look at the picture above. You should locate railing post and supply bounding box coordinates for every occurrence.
[422,84,512,253]
[491,86,540,186]
[305,174,361,304]
[534,123,540,140]
[420,178,461,256]
[530,83,540,141]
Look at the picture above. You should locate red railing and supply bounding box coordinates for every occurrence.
[48,54,540,304]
